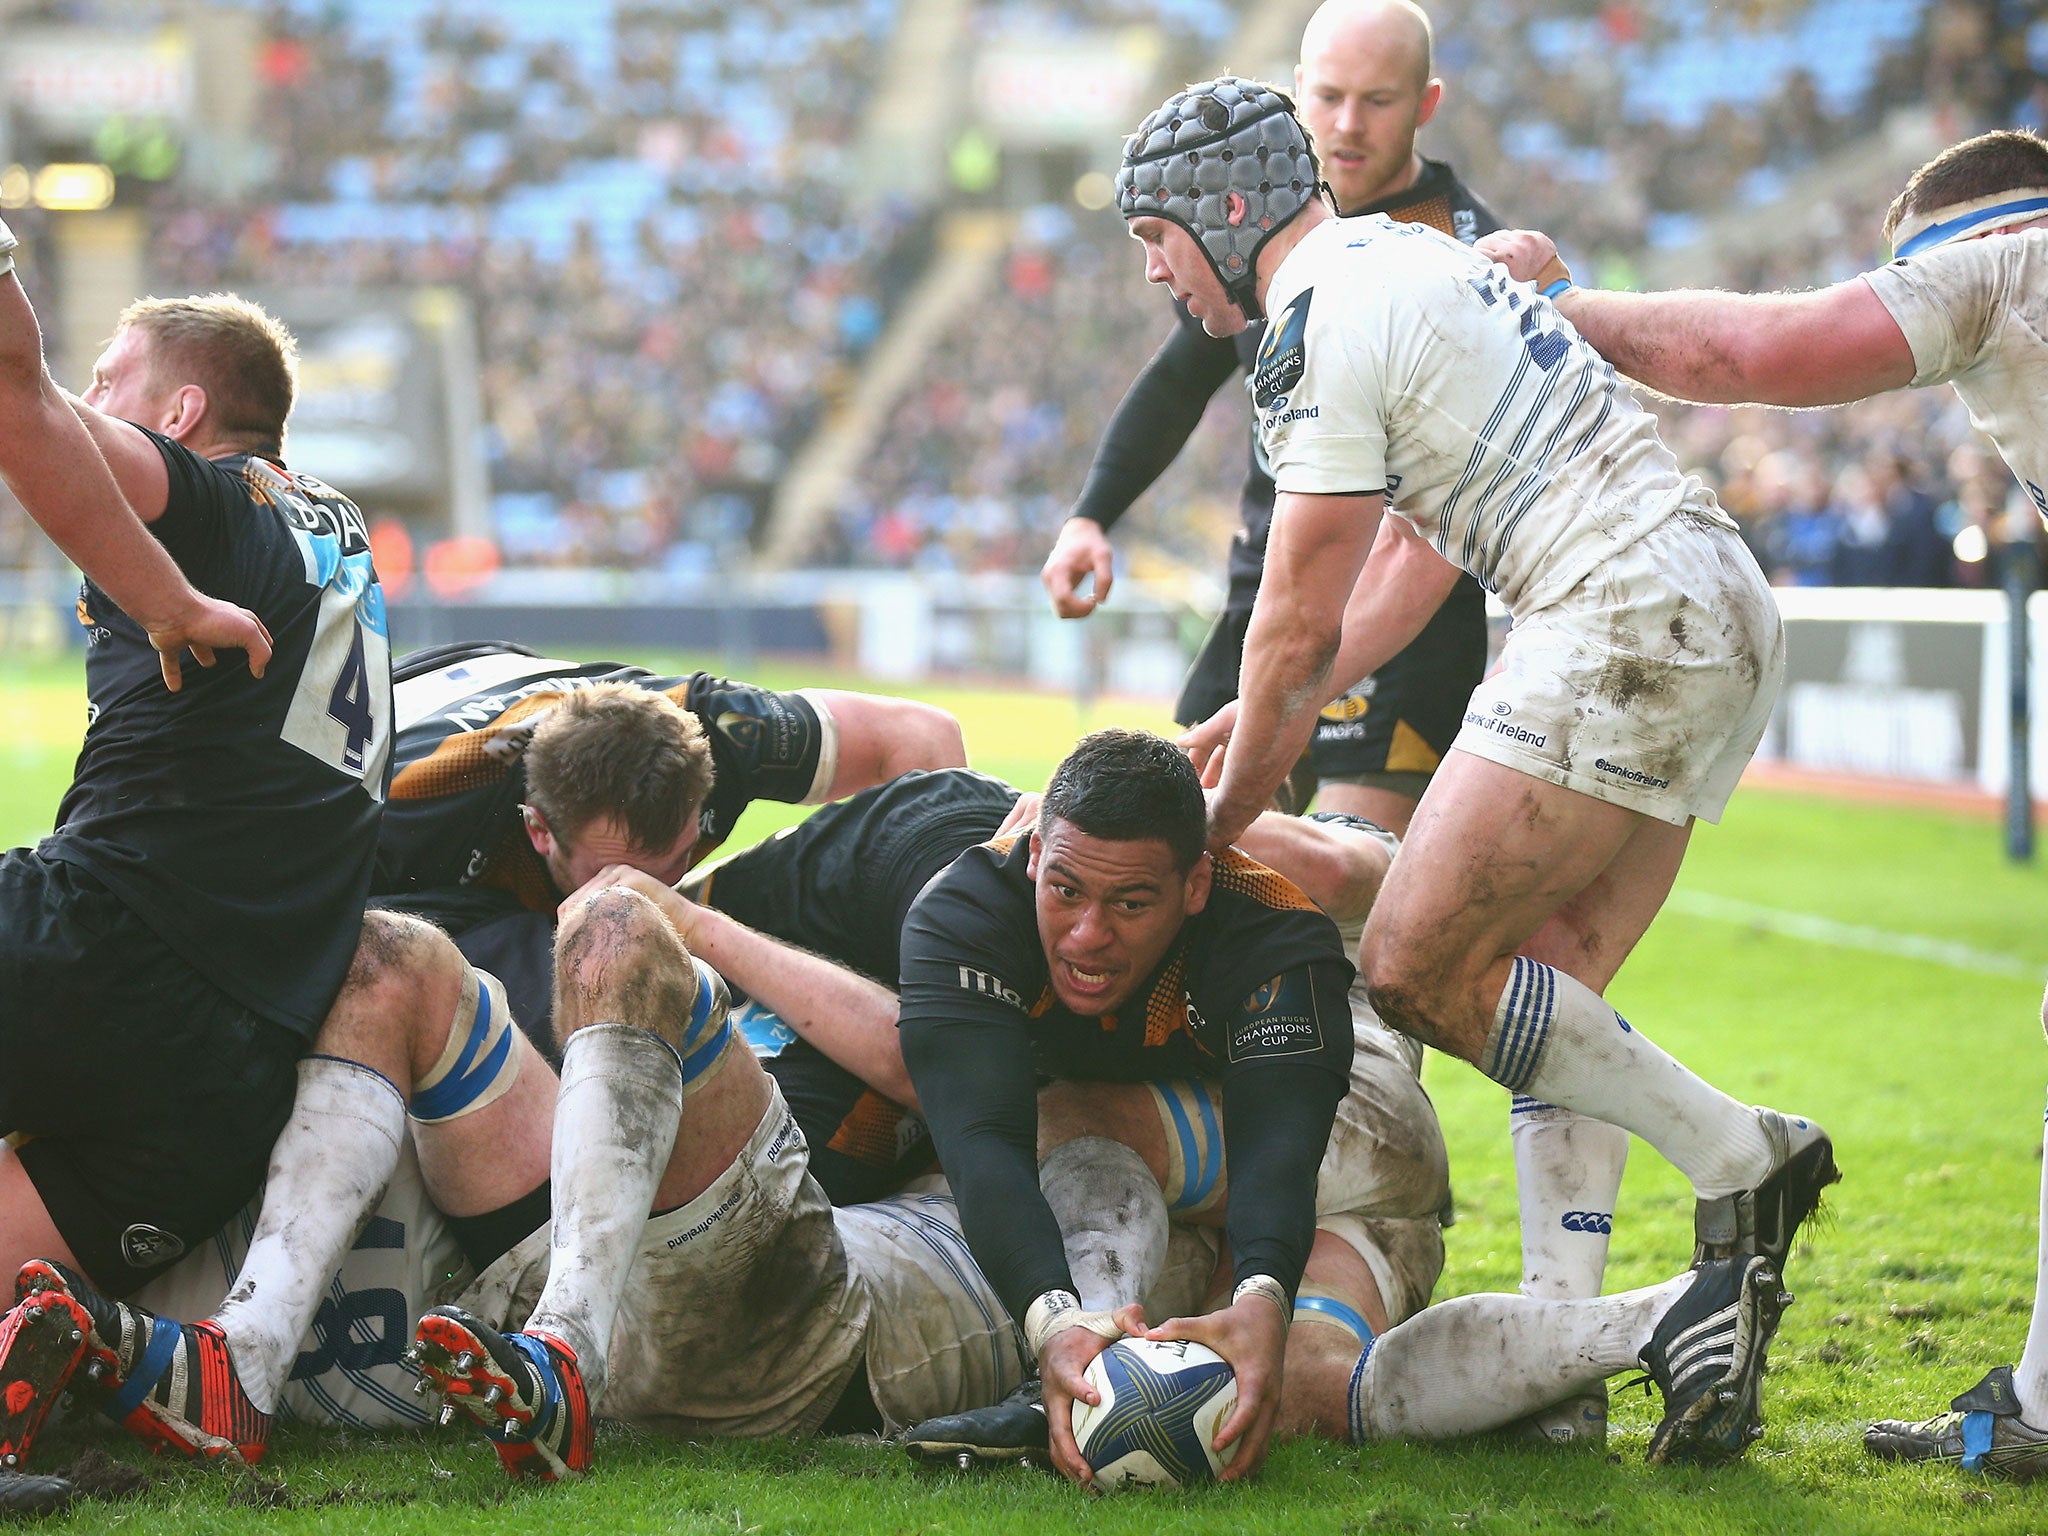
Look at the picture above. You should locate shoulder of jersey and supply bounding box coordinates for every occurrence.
[1209,849,1318,914]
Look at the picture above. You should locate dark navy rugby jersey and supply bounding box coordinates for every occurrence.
[897,835,1354,1315]
[376,642,832,909]
[43,431,391,1037]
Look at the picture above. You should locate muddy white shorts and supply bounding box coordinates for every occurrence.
[1454,513,1786,825]
[461,1087,869,1440]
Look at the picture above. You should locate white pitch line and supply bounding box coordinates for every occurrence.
[1666,890,2048,982]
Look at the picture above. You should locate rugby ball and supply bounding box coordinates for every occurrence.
[1071,1338,1238,1490]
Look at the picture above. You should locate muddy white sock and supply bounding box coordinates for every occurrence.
[1039,1137,1168,1314]
[211,1056,406,1414]
[1348,1274,1692,1441]
[1511,1097,1629,1299]
[2014,1074,2048,1422]
[1483,958,1771,1199]
[524,1024,683,1403]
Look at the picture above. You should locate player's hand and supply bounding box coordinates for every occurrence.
[1042,1303,1148,1485]
[1474,230,1572,293]
[562,863,705,945]
[1203,785,1258,858]
[1144,1296,1287,1483]
[1041,517,1115,618]
[994,790,1043,841]
[143,592,272,692]
[1176,701,1239,786]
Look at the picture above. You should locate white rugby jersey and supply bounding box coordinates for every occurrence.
[1863,228,2048,525]
[1254,216,1734,614]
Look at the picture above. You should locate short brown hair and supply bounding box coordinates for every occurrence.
[1885,129,2048,245]
[524,683,715,856]
[116,293,299,451]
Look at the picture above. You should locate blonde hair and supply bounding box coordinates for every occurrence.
[115,292,299,451]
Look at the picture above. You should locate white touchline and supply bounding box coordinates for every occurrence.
[1666,890,2048,983]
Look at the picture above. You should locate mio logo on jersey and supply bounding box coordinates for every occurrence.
[1228,970,1322,1061]
[957,966,1025,1009]
[1252,288,1312,410]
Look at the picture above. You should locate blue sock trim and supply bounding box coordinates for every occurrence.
[1961,1409,1996,1470]
[107,1315,182,1420]
[1346,1336,1376,1446]
[1296,1296,1375,1349]
[1487,958,1554,1093]
[483,1332,562,1445]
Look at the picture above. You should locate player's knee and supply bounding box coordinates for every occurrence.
[345,909,462,1009]
[554,884,698,1033]
[906,701,968,770]
[1360,945,1442,1042]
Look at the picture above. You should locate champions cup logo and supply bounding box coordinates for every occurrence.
[1247,975,1285,1013]
[718,712,761,750]
[1253,289,1312,410]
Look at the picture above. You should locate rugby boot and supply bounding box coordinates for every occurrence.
[406,1306,591,1482]
[1692,1109,1840,1273]
[1505,1385,1608,1448]
[901,1377,1050,1470]
[0,1472,73,1516]
[1864,1365,2048,1479]
[1641,1254,1790,1467]
[15,1260,269,1464]
[0,1291,90,1469]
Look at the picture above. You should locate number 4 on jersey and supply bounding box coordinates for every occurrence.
[327,621,375,775]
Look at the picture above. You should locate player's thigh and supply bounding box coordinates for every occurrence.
[1519,814,1694,993]
[1315,1023,1450,1226]
[837,1180,1032,1431]
[464,1080,866,1437]
[0,850,300,1292]
[1364,748,1642,987]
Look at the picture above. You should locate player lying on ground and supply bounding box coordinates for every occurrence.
[1121,80,1838,1291]
[0,761,1788,1481]
[400,731,1791,1482]
[0,752,1396,1466]
[1478,126,2048,1480]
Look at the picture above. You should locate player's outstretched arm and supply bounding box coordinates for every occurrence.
[1047,319,1241,618]
[1477,228,1916,408]
[1207,491,1378,850]
[0,253,269,688]
[803,690,967,798]
[618,870,919,1107]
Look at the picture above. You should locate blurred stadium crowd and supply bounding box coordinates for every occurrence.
[2,0,2045,588]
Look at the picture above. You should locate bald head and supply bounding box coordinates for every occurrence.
[1295,0,1440,211]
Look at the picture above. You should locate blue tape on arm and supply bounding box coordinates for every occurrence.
[1540,278,1573,300]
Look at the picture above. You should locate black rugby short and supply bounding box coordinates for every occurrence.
[1177,572,1489,800]
[690,769,1020,986]
[0,849,301,1295]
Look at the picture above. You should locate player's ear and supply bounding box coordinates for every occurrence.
[163,382,209,442]
[1183,851,1212,915]
[1414,78,1442,128]
[1026,828,1043,880]
[522,804,555,857]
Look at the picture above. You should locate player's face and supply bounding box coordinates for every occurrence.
[530,809,702,896]
[1295,14,1440,212]
[82,326,172,428]
[1128,216,1247,337]
[1029,817,1212,1016]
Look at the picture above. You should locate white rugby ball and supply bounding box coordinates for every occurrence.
[1071,1338,1238,1490]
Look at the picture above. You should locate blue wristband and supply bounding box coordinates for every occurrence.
[1540,277,1573,300]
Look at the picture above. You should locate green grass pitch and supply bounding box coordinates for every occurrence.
[4,649,2048,1533]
